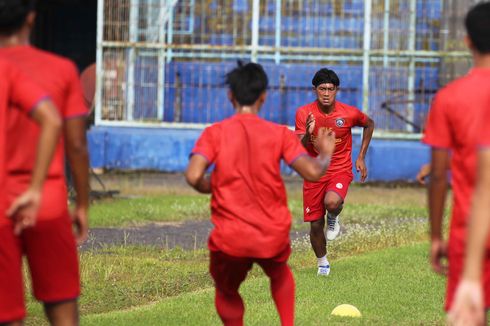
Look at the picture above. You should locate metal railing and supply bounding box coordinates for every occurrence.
[95,0,477,136]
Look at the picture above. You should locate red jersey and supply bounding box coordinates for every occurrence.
[0,45,88,178]
[295,100,368,179]
[423,68,490,251]
[0,59,48,215]
[192,113,307,258]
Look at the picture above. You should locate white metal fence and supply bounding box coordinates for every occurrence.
[95,0,477,134]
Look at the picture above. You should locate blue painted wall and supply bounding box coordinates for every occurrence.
[88,126,429,182]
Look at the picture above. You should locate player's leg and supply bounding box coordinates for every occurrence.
[43,300,79,326]
[304,180,330,275]
[324,191,343,241]
[44,301,78,326]
[0,225,25,325]
[257,246,294,326]
[210,250,253,326]
[309,218,326,258]
[324,174,353,241]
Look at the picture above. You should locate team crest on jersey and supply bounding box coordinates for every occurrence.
[335,118,345,127]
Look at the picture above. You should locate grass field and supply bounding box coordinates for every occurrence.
[81,244,446,325]
[23,177,451,325]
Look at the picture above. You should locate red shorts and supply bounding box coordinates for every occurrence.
[445,247,490,311]
[0,177,79,323]
[4,175,68,224]
[303,172,353,222]
[209,245,291,293]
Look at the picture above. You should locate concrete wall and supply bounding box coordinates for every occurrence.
[88,126,429,182]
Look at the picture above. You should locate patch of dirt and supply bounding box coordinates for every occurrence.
[81,217,426,251]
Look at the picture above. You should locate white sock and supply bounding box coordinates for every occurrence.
[317,255,328,267]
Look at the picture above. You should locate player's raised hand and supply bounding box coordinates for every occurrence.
[6,188,42,235]
[316,127,336,156]
[306,112,316,135]
[72,206,89,245]
[356,157,368,182]
[430,238,448,275]
[448,279,484,326]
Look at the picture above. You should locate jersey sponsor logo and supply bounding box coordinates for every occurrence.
[335,118,345,127]
[336,183,343,189]
[306,207,310,214]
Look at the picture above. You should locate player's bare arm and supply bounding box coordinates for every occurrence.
[298,112,315,148]
[185,154,212,194]
[355,117,374,183]
[292,128,335,181]
[7,99,62,235]
[428,148,450,275]
[65,117,90,245]
[449,149,490,326]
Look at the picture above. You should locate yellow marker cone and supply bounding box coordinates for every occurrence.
[331,304,362,318]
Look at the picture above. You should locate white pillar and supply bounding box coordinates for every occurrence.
[127,0,139,121]
[95,0,104,125]
[275,0,282,64]
[362,0,372,113]
[251,0,260,62]
[407,0,417,132]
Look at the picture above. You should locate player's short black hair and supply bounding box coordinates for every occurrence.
[0,0,37,36]
[312,68,340,88]
[465,2,490,54]
[225,61,268,106]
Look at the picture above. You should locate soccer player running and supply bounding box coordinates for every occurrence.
[295,68,374,275]
[423,2,490,323]
[0,0,90,324]
[186,62,336,326]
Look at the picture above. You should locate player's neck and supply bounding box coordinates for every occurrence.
[317,101,334,114]
[235,105,259,115]
[0,33,30,48]
[473,53,490,69]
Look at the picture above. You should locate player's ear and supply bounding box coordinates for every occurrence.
[464,35,474,51]
[25,12,36,30]
[227,90,235,106]
[258,91,267,104]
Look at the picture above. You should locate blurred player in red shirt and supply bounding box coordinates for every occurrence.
[423,2,490,322]
[433,2,490,325]
[0,58,62,324]
[186,62,336,326]
[295,68,374,275]
[0,0,90,324]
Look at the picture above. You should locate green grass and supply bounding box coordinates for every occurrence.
[23,185,449,325]
[89,195,210,227]
[90,186,432,228]
[25,213,430,325]
[80,244,446,325]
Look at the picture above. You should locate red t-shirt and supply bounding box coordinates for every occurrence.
[0,45,88,178]
[0,59,48,216]
[423,68,490,252]
[192,113,307,258]
[295,100,368,179]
